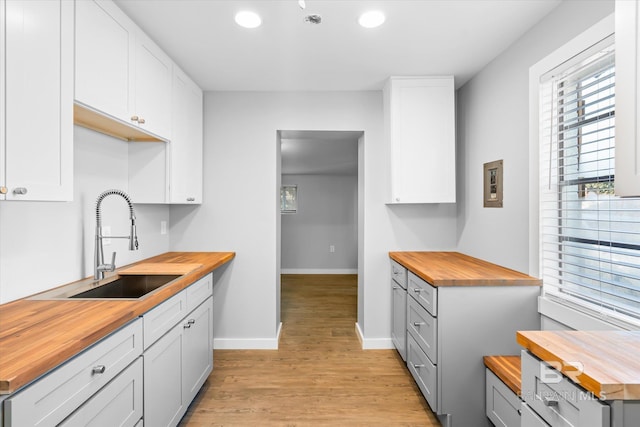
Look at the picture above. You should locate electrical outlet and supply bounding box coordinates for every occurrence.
[329,245,335,253]
[160,221,167,235]
[102,225,111,245]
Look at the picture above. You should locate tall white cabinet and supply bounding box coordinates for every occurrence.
[0,0,74,201]
[615,0,640,197]
[384,76,456,204]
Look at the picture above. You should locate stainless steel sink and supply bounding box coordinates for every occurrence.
[69,275,180,299]
[30,274,181,300]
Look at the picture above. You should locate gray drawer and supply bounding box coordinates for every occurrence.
[521,402,551,427]
[186,273,213,313]
[407,295,437,364]
[390,260,407,289]
[407,271,437,316]
[486,369,521,427]
[60,357,143,427]
[521,350,610,427]
[5,319,142,427]
[143,290,187,350]
[407,333,437,413]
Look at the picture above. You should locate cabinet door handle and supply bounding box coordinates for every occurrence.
[187,197,195,202]
[131,115,139,122]
[542,396,559,407]
[13,187,27,195]
[188,319,195,325]
[183,323,192,329]
[413,288,422,293]
[413,322,425,327]
[413,364,425,369]
[392,286,399,290]
[92,365,106,375]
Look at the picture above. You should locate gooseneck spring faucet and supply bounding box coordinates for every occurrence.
[94,189,139,280]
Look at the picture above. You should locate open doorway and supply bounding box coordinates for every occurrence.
[276,130,363,341]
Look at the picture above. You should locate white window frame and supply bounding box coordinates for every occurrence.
[529,14,640,330]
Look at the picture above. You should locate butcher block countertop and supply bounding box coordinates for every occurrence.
[389,251,541,286]
[0,251,234,395]
[517,330,640,400]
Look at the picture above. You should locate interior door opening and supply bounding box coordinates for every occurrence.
[276,130,363,346]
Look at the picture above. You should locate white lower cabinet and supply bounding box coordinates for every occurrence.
[143,276,213,427]
[485,369,521,427]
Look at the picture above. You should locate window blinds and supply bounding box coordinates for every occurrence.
[539,37,640,323]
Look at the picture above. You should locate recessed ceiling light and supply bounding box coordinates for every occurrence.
[358,11,385,28]
[235,11,262,29]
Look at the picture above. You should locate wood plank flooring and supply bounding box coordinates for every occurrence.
[179,274,440,426]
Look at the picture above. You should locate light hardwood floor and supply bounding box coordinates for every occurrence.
[179,274,441,426]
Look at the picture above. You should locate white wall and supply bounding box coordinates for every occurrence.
[456,0,614,274]
[0,126,170,303]
[169,91,457,349]
[281,174,357,273]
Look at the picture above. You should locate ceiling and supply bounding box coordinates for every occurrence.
[114,0,562,92]
[114,0,561,174]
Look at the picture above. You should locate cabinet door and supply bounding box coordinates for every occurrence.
[384,76,456,204]
[182,297,213,404]
[391,282,407,361]
[75,0,135,125]
[134,30,172,139]
[2,0,73,201]
[144,325,184,427]
[170,65,203,204]
[615,0,640,196]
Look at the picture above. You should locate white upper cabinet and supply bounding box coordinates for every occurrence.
[133,30,172,139]
[128,65,203,204]
[75,0,134,127]
[75,0,171,142]
[0,0,74,201]
[169,65,203,204]
[615,0,640,197]
[384,76,456,204]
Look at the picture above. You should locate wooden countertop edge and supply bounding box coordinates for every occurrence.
[0,251,235,395]
[389,251,542,287]
[516,331,640,400]
[483,355,522,396]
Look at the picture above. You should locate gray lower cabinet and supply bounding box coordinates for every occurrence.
[390,259,408,361]
[399,269,540,427]
[60,357,143,427]
[3,318,143,427]
[521,350,640,427]
[485,369,521,427]
[2,273,213,427]
[143,275,213,427]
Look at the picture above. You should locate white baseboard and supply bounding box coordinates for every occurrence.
[281,268,357,274]
[214,322,282,350]
[355,322,394,350]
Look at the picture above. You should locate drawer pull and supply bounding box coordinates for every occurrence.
[413,288,422,293]
[413,364,425,369]
[542,396,559,407]
[413,322,425,327]
[393,286,400,290]
[91,365,106,375]
[188,319,196,325]
[183,323,192,329]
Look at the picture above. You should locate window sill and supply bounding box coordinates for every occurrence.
[538,294,640,331]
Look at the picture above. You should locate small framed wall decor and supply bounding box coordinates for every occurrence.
[483,160,503,208]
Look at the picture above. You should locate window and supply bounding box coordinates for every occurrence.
[280,185,297,213]
[539,36,640,324]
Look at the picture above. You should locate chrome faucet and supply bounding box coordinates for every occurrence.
[94,189,139,280]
